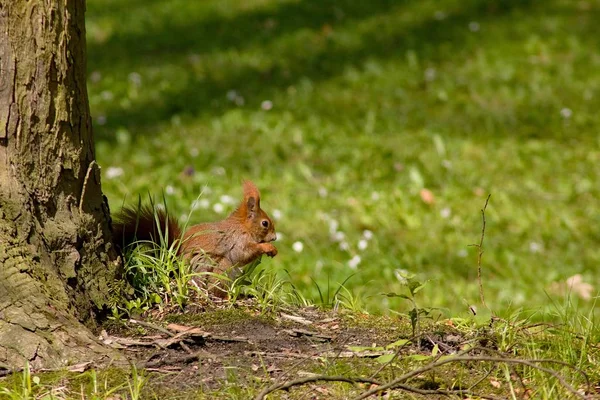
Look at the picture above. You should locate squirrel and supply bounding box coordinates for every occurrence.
[112,181,278,295]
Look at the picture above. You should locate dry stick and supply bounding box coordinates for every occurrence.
[254,376,381,400]
[351,354,588,400]
[257,346,484,400]
[129,319,174,337]
[129,319,192,353]
[469,194,491,312]
[254,375,486,400]
[139,351,212,369]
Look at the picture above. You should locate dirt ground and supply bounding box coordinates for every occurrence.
[101,302,481,399]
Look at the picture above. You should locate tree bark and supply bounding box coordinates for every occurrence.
[0,0,124,369]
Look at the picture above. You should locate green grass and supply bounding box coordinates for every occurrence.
[1,304,598,399]
[88,0,600,318]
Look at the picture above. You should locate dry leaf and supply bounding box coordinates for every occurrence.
[549,274,594,300]
[419,188,435,205]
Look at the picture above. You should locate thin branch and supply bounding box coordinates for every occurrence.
[352,354,588,400]
[254,376,381,400]
[129,318,174,337]
[469,194,491,312]
[254,374,492,400]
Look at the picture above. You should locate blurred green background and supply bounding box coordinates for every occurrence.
[87,0,600,317]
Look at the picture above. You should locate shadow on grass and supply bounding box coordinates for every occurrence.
[88,0,540,142]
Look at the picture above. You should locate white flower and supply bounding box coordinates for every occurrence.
[128,72,142,86]
[440,207,451,219]
[560,108,572,119]
[100,90,113,101]
[220,194,235,205]
[424,67,436,82]
[315,259,324,274]
[318,187,328,198]
[272,209,282,221]
[155,203,165,211]
[468,21,480,32]
[105,166,123,179]
[165,185,175,195]
[292,241,304,253]
[348,255,361,270]
[211,166,226,176]
[339,241,349,251]
[90,71,102,83]
[362,230,374,240]
[213,203,224,214]
[332,231,345,242]
[261,100,273,110]
[226,90,238,101]
[457,249,468,258]
[192,198,210,210]
[529,242,542,253]
[358,239,368,251]
[328,220,339,235]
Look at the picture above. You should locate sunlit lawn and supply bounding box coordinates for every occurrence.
[87,0,600,317]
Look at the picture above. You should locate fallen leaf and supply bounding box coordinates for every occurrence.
[420,188,435,205]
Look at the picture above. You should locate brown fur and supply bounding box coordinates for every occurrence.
[112,181,277,295]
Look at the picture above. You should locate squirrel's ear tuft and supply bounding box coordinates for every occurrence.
[243,180,261,200]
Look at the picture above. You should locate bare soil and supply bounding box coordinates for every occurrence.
[101,302,479,398]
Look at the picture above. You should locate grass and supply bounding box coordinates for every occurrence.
[87,0,600,318]
[4,1,600,398]
[1,305,598,399]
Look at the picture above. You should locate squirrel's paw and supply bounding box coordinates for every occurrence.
[259,242,278,257]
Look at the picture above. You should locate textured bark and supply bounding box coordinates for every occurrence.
[0,0,124,369]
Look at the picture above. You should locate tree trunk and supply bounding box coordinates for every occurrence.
[0,0,124,369]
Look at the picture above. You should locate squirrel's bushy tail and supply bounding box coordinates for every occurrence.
[112,205,182,251]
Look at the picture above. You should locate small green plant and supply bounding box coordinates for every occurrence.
[123,237,196,311]
[228,263,309,313]
[127,365,147,400]
[309,273,356,310]
[85,369,125,400]
[0,362,34,400]
[384,272,432,345]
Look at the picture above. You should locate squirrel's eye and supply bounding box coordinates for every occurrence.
[261,220,269,228]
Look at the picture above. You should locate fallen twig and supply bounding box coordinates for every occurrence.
[254,375,382,400]
[139,351,217,369]
[129,318,174,337]
[352,354,588,400]
[280,313,313,325]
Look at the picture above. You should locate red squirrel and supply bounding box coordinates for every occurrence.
[112,181,278,293]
